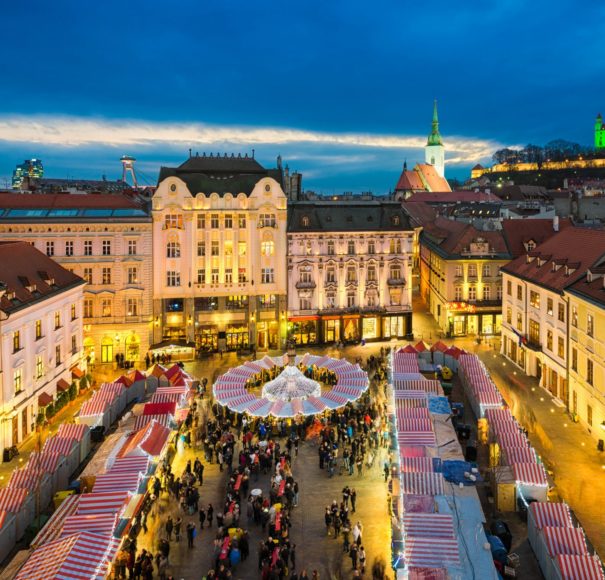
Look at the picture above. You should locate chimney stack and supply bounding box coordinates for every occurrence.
[553,215,560,232]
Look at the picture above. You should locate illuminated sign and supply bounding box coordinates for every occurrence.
[446,301,476,313]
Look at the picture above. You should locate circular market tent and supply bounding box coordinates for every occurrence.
[212,352,369,418]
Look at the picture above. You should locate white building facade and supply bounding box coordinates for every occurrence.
[0,242,85,452]
[287,201,414,344]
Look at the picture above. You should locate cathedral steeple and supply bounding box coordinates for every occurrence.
[427,99,443,146]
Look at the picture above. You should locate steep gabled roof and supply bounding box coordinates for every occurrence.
[501,219,571,258]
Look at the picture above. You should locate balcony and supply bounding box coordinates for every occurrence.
[525,338,542,352]
[360,305,387,314]
[387,278,406,286]
[295,280,317,289]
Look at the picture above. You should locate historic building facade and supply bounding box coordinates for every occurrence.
[287,201,413,345]
[0,193,153,364]
[152,154,288,356]
[0,242,85,451]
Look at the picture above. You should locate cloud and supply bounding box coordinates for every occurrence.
[0,114,504,165]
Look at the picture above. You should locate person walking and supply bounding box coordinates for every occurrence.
[353,521,363,546]
[324,507,332,536]
[174,516,182,542]
[342,521,351,553]
[350,488,357,513]
[290,543,297,570]
[165,516,173,541]
[199,506,206,529]
[186,522,196,548]
[358,546,367,574]
[207,503,214,527]
[349,543,358,570]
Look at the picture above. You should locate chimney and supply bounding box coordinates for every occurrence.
[553,215,560,232]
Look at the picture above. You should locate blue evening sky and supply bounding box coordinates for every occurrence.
[0,0,603,192]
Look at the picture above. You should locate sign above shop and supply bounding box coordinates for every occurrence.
[446,301,477,313]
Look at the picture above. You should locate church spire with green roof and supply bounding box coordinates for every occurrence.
[427,99,443,146]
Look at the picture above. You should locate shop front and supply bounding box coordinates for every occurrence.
[446,302,501,337]
[257,321,279,350]
[288,317,318,345]
[361,317,379,340]
[323,318,341,343]
[382,314,411,339]
[226,324,249,350]
[195,325,218,353]
[149,340,196,361]
[343,316,360,341]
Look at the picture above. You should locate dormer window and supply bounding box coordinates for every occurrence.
[526,240,536,251]
[301,216,310,227]
[392,215,400,226]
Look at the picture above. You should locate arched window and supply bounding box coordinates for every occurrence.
[261,240,275,256]
[166,241,181,258]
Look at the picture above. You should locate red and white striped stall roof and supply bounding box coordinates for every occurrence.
[107,456,150,474]
[400,472,444,495]
[485,407,513,422]
[8,466,40,490]
[118,420,171,458]
[403,513,455,538]
[92,471,142,494]
[498,431,530,448]
[397,432,437,446]
[393,391,429,402]
[43,436,77,457]
[332,385,365,398]
[397,418,433,432]
[404,536,460,568]
[408,568,448,580]
[15,531,121,580]
[29,450,61,473]
[57,423,89,441]
[543,527,588,556]
[61,513,118,538]
[32,495,81,547]
[512,462,548,486]
[393,380,443,395]
[134,413,172,431]
[555,555,605,580]
[530,502,573,529]
[79,396,110,417]
[394,353,420,373]
[491,418,522,435]
[98,382,124,396]
[395,405,431,420]
[0,488,28,512]
[76,492,131,515]
[501,446,537,465]
[150,391,183,404]
[400,457,435,473]
[156,385,188,395]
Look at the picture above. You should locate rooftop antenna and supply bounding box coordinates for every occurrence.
[120,155,138,189]
[252,149,255,158]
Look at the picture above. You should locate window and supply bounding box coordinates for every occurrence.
[507,280,512,295]
[101,299,112,317]
[211,241,219,256]
[517,285,523,300]
[84,240,93,256]
[547,297,553,316]
[587,314,594,337]
[211,214,219,228]
[389,239,401,254]
[299,268,313,283]
[468,264,477,278]
[546,330,553,351]
[259,294,276,309]
[468,286,477,301]
[35,319,42,339]
[225,269,233,284]
[572,305,578,327]
[238,214,246,228]
[327,241,335,255]
[197,241,206,257]
[455,287,463,301]
[347,241,355,255]
[238,242,247,257]
[261,240,275,256]
[196,297,217,311]
[506,307,512,324]
[261,268,275,284]
[572,347,578,372]
[226,295,248,310]
[527,240,536,251]
[516,312,523,332]
[530,290,540,308]
[326,267,336,284]
[36,355,43,379]
[305,241,312,256]
[224,214,233,228]
[366,292,377,307]
[71,334,77,354]
[390,265,402,280]
[529,319,540,345]
[55,345,62,366]
[558,303,565,323]
[259,213,276,228]
[482,264,491,277]
[558,336,564,358]
[347,291,356,308]
[497,285,503,300]
[128,240,137,255]
[84,299,93,318]
[367,266,377,282]
[455,265,463,277]
[14,368,23,394]
[326,292,336,308]
[71,303,77,320]
[46,241,54,256]
[166,271,181,287]
[164,214,183,229]
[196,269,206,284]
[83,268,93,284]
[238,268,247,283]
[102,267,111,284]
[301,216,310,227]
[65,240,74,256]
[127,298,138,316]
[587,359,594,386]
[587,404,593,427]
[197,214,206,229]
[13,331,20,352]
[211,268,219,284]
[166,241,180,258]
[300,297,312,310]
[102,240,111,255]
[127,267,138,284]
[482,285,491,301]
[368,240,375,254]
[346,266,357,283]
[54,311,61,329]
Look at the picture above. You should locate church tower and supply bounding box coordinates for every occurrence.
[595,114,605,150]
[425,100,445,178]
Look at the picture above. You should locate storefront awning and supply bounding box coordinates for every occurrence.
[71,366,85,379]
[38,392,53,407]
[150,340,196,351]
[57,379,70,392]
[288,316,319,322]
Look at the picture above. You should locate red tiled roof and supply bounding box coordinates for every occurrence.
[0,192,138,209]
[402,201,437,227]
[568,273,605,306]
[0,242,85,315]
[407,191,499,203]
[501,219,571,258]
[395,169,425,192]
[416,164,451,193]
[502,227,605,292]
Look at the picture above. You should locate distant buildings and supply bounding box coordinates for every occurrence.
[595,113,605,150]
[287,200,413,344]
[12,158,43,189]
[0,242,85,451]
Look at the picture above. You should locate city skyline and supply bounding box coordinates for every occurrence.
[0,0,603,191]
